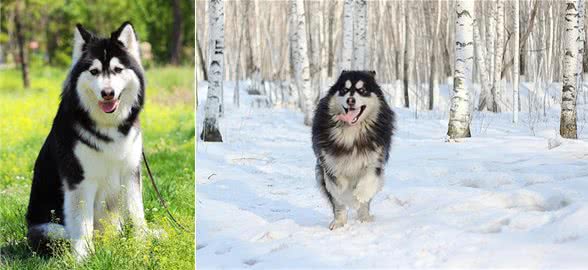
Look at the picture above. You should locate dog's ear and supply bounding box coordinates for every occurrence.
[367,70,376,77]
[72,24,93,64]
[111,21,141,64]
[340,70,350,76]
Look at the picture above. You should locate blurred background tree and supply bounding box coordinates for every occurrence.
[0,0,194,86]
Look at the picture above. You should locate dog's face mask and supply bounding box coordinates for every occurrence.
[331,72,380,126]
[71,22,143,124]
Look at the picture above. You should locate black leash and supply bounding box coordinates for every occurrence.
[142,151,189,232]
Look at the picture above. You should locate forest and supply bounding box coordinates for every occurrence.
[197,0,588,140]
[197,1,588,268]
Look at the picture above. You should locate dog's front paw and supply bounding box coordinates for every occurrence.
[358,214,374,223]
[329,220,346,230]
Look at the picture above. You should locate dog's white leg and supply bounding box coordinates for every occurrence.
[123,170,148,237]
[354,169,383,222]
[329,198,348,230]
[357,199,374,223]
[353,170,382,204]
[324,175,348,230]
[94,191,122,233]
[64,180,97,260]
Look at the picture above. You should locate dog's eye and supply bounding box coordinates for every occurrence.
[357,88,367,95]
[339,89,347,95]
[113,67,123,73]
[89,69,100,76]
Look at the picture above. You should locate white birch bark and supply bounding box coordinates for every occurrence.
[513,0,520,124]
[320,0,328,92]
[474,21,491,111]
[492,0,504,112]
[480,1,496,111]
[353,0,367,69]
[291,0,314,126]
[448,0,474,139]
[201,0,224,142]
[560,0,582,139]
[340,0,354,73]
[577,0,585,102]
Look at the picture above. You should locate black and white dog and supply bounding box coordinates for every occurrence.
[26,22,148,259]
[312,70,395,230]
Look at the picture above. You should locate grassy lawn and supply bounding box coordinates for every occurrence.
[0,66,195,269]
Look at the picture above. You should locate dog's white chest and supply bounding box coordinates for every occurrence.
[73,126,142,188]
[323,149,381,178]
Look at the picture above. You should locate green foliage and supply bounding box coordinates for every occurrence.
[0,66,195,269]
[0,0,194,67]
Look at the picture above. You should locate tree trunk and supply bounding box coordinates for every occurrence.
[291,0,314,126]
[169,0,184,65]
[513,0,520,124]
[244,0,255,76]
[327,1,336,77]
[14,6,30,89]
[492,0,504,112]
[201,0,224,142]
[234,11,246,108]
[428,1,441,111]
[340,0,354,73]
[448,0,474,139]
[403,1,410,108]
[560,0,582,139]
[196,35,208,81]
[500,1,539,79]
[352,0,367,69]
[474,21,492,111]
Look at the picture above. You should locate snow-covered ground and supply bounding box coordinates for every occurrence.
[197,81,588,269]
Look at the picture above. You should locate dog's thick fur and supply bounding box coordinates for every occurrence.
[312,70,395,230]
[26,22,148,259]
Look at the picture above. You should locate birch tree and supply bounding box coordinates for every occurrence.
[427,2,442,110]
[513,0,520,124]
[448,0,474,139]
[560,0,583,139]
[200,0,224,142]
[479,1,496,111]
[403,1,410,108]
[352,0,367,69]
[492,0,504,112]
[474,20,491,111]
[340,0,353,73]
[291,0,314,126]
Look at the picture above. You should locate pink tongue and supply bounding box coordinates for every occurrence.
[336,109,361,124]
[99,101,117,113]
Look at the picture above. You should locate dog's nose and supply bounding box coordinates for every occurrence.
[346,97,356,106]
[101,88,115,100]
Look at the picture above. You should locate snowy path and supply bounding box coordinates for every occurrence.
[197,83,588,269]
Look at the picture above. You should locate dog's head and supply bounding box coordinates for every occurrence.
[70,22,144,125]
[328,70,382,126]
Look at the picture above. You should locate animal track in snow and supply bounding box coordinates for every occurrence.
[214,246,232,255]
[243,258,259,266]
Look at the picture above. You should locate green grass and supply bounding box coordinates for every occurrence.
[0,66,195,269]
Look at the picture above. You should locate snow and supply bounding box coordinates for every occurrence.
[197,81,588,269]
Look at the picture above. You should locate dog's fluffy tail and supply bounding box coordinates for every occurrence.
[27,223,67,255]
